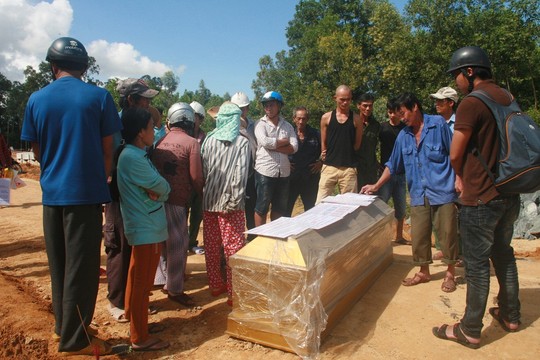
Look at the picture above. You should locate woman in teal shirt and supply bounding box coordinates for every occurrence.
[116,107,170,351]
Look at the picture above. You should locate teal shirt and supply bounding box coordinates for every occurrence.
[117,144,170,246]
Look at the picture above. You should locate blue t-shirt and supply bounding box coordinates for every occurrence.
[385,114,456,206]
[21,76,122,205]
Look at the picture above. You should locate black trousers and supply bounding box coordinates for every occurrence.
[103,201,131,309]
[286,171,320,216]
[43,204,102,351]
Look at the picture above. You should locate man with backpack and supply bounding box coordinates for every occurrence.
[433,46,521,348]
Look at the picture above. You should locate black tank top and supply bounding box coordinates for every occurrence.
[325,110,357,167]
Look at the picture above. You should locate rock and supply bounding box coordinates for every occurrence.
[514,192,540,239]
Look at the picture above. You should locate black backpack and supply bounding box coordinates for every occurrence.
[468,89,540,194]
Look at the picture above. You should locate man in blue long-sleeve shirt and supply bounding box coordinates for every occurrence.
[361,93,459,293]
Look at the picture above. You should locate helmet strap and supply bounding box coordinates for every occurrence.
[462,68,475,93]
[50,64,57,80]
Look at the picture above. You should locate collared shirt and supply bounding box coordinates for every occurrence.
[117,144,170,246]
[447,113,455,133]
[385,114,456,206]
[254,115,298,178]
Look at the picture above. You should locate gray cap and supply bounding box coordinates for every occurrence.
[117,78,159,98]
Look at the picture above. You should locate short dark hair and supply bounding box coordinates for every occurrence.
[119,94,144,110]
[386,97,400,111]
[472,67,493,80]
[121,108,152,144]
[51,60,87,72]
[169,119,194,134]
[356,92,375,104]
[396,93,423,114]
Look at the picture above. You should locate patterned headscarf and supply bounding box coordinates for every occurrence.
[202,102,241,153]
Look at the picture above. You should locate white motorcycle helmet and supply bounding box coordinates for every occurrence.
[231,92,250,108]
[167,102,194,125]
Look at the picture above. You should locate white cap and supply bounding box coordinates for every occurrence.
[231,92,250,108]
[429,87,459,103]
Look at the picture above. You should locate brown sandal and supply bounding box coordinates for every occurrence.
[402,272,431,286]
[441,276,457,293]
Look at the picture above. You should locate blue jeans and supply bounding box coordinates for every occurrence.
[459,195,521,338]
[378,173,406,220]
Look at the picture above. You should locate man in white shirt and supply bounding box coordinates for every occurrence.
[253,91,298,226]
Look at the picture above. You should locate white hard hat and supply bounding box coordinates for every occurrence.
[167,102,194,125]
[190,101,205,117]
[231,92,250,108]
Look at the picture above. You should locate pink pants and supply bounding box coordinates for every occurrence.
[203,210,246,299]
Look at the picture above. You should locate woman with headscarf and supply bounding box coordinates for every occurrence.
[201,102,250,306]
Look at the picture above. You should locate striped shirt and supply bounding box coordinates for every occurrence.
[254,115,298,178]
[202,135,250,212]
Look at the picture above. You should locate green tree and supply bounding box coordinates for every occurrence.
[403,0,539,107]
[194,80,212,105]
[161,71,179,93]
[253,0,405,121]
[253,0,539,120]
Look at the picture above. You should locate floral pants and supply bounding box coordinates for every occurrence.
[203,210,246,299]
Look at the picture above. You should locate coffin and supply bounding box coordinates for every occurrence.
[226,197,394,358]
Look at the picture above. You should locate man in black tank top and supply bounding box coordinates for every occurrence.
[316,85,363,203]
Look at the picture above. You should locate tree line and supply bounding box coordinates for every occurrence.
[252,0,539,126]
[1,0,538,149]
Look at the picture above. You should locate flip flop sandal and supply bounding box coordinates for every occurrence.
[108,305,129,323]
[432,323,480,349]
[132,338,170,352]
[402,272,431,286]
[148,305,159,315]
[489,307,520,332]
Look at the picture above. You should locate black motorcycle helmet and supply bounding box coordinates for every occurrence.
[448,46,492,93]
[46,37,88,71]
[447,46,491,73]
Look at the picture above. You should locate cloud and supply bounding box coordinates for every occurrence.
[0,0,72,81]
[87,40,173,80]
[0,0,182,83]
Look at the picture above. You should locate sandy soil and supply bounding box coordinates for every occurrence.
[1,166,539,359]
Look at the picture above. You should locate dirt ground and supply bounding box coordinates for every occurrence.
[1,165,539,359]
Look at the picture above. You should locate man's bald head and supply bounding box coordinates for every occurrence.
[335,85,352,97]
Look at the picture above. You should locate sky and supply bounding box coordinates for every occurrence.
[0,0,407,100]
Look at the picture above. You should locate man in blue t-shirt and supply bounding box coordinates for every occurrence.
[21,37,121,356]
